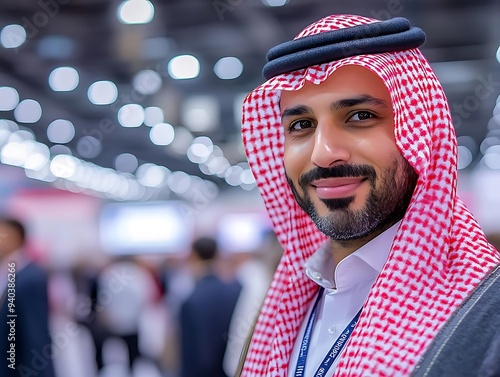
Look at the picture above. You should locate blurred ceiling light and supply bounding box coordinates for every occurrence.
[12,129,35,141]
[136,163,168,187]
[239,184,253,191]
[203,180,219,198]
[214,57,244,79]
[25,163,56,182]
[488,117,500,131]
[1,141,28,166]
[133,70,162,95]
[181,95,219,132]
[47,119,76,144]
[483,153,500,169]
[224,165,244,186]
[485,145,500,155]
[210,144,224,157]
[150,122,175,146]
[0,24,26,49]
[144,106,164,126]
[117,104,145,127]
[114,152,138,173]
[168,55,200,80]
[120,180,138,200]
[50,144,72,156]
[167,171,191,194]
[72,164,93,188]
[48,66,79,91]
[496,46,500,64]
[240,169,255,185]
[0,87,20,111]
[50,154,79,178]
[196,145,224,170]
[262,0,289,6]
[14,99,42,123]
[240,182,257,191]
[187,136,213,163]
[88,80,118,105]
[24,141,50,171]
[457,146,473,170]
[207,156,230,175]
[76,135,102,158]
[37,35,75,59]
[2,136,48,171]
[480,136,500,154]
[198,163,212,175]
[0,120,19,133]
[0,129,10,146]
[103,171,122,194]
[117,0,155,24]
[123,179,145,201]
[93,168,120,191]
[190,176,219,200]
[457,135,478,156]
[487,130,500,139]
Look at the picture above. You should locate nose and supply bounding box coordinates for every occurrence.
[310,121,350,168]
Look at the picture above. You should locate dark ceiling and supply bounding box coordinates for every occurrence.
[1,0,499,195]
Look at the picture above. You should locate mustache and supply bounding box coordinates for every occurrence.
[298,164,376,189]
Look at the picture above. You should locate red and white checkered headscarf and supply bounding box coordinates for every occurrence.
[240,14,500,376]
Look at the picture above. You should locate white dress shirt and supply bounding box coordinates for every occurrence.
[288,222,400,376]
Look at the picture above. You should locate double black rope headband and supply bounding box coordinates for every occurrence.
[262,17,426,80]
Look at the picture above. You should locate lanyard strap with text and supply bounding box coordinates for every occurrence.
[294,287,362,377]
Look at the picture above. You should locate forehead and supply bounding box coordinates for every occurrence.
[279,65,392,108]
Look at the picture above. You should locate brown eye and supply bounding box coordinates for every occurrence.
[289,119,313,131]
[349,111,374,121]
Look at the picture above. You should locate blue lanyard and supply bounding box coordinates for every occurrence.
[294,287,362,377]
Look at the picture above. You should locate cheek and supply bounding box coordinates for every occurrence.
[284,142,312,176]
[356,132,399,164]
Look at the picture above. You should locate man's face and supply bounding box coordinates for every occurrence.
[280,65,418,241]
[0,223,23,258]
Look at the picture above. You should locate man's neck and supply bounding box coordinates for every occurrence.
[329,221,398,268]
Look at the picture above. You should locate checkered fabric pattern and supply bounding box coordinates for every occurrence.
[240,14,500,377]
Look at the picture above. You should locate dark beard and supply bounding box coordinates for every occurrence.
[286,157,418,241]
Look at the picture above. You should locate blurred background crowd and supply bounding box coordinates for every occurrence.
[0,207,284,377]
[1,0,500,376]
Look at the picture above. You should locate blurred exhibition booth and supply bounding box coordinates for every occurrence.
[0,163,273,267]
[1,0,500,264]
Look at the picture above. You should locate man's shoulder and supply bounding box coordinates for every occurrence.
[16,261,48,288]
[412,264,500,377]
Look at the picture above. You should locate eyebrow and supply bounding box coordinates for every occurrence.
[331,95,390,111]
[281,94,390,121]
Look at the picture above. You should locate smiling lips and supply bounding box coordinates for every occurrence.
[312,177,366,199]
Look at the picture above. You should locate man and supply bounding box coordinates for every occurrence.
[0,217,56,377]
[179,236,242,377]
[238,14,500,376]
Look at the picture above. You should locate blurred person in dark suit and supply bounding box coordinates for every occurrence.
[0,217,56,377]
[179,236,242,377]
[223,230,283,377]
[96,255,159,372]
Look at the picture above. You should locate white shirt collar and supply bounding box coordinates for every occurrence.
[304,221,401,291]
